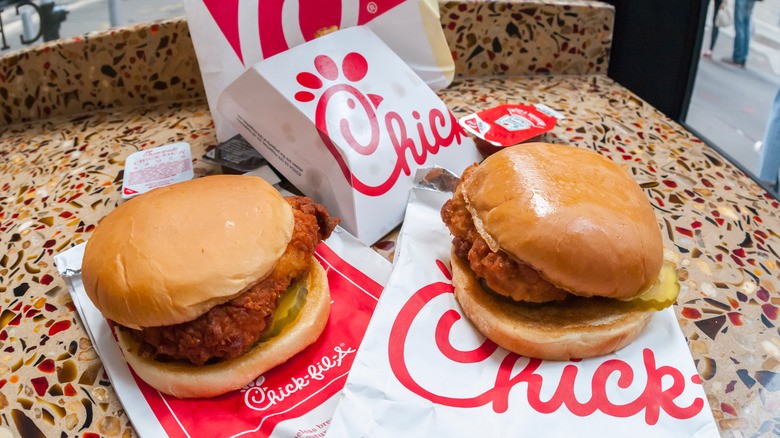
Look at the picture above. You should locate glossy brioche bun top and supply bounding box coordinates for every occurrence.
[82,175,294,329]
[461,143,663,299]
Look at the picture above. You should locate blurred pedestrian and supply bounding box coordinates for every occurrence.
[757,88,780,192]
[703,0,725,58]
[722,0,757,67]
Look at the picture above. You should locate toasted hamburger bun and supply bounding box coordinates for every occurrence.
[116,259,330,398]
[449,143,665,360]
[82,175,295,329]
[460,143,663,300]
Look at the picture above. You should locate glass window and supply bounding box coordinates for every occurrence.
[0,0,184,53]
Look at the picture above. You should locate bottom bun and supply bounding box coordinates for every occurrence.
[451,251,653,361]
[116,257,330,398]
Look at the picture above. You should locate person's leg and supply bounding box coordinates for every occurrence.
[758,88,780,189]
[732,0,756,64]
[710,0,724,51]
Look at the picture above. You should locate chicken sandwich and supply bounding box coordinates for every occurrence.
[82,175,339,397]
[441,143,678,360]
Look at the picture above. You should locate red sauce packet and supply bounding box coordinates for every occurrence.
[459,104,563,156]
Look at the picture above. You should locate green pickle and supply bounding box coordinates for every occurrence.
[478,262,679,312]
[259,282,309,341]
[620,262,680,310]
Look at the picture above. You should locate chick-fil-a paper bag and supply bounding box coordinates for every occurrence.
[54,227,391,438]
[326,182,719,437]
[183,0,454,142]
[217,27,479,245]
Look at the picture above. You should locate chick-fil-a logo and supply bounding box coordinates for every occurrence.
[387,261,705,425]
[242,345,356,411]
[293,52,468,196]
[201,0,405,64]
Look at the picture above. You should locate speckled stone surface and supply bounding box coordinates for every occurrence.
[4,74,777,438]
[1,3,776,438]
[0,18,203,126]
[441,0,614,78]
[0,101,221,437]
[1,0,613,127]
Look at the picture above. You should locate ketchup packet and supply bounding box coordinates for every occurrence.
[122,142,194,198]
[54,227,392,438]
[326,170,719,438]
[459,104,563,156]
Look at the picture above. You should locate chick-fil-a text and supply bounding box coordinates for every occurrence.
[387,262,705,425]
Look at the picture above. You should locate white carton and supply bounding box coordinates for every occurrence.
[218,27,479,245]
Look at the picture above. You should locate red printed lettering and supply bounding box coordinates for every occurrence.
[295,53,468,196]
[387,261,705,425]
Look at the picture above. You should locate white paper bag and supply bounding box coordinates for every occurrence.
[183,0,454,142]
[217,27,479,245]
[326,181,720,437]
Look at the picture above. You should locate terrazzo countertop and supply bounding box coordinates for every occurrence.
[2,1,613,126]
[1,3,778,438]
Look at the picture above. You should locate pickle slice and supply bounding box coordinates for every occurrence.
[478,262,679,312]
[259,282,309,341]
[621,262,680,311]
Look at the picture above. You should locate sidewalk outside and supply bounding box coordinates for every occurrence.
[0,0,184,54]
[686,0,780,179]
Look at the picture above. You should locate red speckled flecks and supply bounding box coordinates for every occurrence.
[440,1,613,79]
[0,18,204,127]
[0,94,220,436]
[1,5,779,437]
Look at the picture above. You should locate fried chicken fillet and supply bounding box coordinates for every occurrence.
[126,196,339,365]
[441,164,569,303]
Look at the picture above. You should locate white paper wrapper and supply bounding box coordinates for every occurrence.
[218,26,479,246]
[55,226,392,438]
[327,181,720,437]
